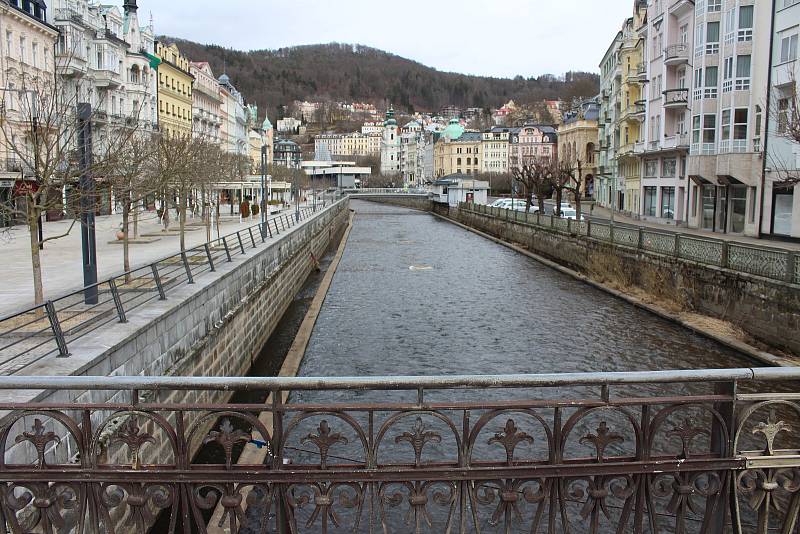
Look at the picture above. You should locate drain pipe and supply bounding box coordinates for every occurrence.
[759,0,777,238]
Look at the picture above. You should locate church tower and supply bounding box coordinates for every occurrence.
[380,106,401,176]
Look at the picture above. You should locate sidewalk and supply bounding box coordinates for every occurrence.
[0,203,310,315]
[586,204,800,251]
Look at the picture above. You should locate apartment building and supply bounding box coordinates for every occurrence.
[481,127,511,174]
[685,0,768,236]
[558,100,600,199]
[218,73,248,155]
[315,132,380,158]
[599,31,624,210]
[189,61,221,142]
[763,0,800,238]
[156,41,193,137]
[508,124,558,170]
[434,120,482,177]
[400,120,427,186]
[274,139,301,169]
[639,0,694,225]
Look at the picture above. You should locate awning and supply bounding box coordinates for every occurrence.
[689,174,714,186]
[717,175,744,186]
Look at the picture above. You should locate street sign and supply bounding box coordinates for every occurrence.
[0,180,14,189]
[13,180,39,197]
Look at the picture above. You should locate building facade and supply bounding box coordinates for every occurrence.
[481,127,512,174]
[156,41,193,137]
[558,100,600,199]
[274,138,301,169]
[218,73,247,155]
[399,120,428,186]
[315,132,380,158]
[509,124,558,170]
[434,120,482,178]
[763,0,800,238]
[189,61,221,142]
[685,0,768,236]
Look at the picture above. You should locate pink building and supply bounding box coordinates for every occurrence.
[509,124,558,170]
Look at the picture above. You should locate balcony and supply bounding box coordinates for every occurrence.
[620,103,645,123]
[626,65,643,84]
[90,68,122,88]
[637,63,648,82]
[618,143,635,156]
[634,141,646,153]
[663,88,689,109]
[664,43,689,66]
[669,0,695,16]
[662,134,690,150]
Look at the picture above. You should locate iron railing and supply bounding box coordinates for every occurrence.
[461,203,800,285]
[347,188,430,195]
[0,368,798,532]
[0,202,346,375]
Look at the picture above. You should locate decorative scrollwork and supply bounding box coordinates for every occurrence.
[475,479,547,527]
[579,422,624,463]
[395,417,442,467]
[108,418,155,470]
[287,482,364,533]
[567,475,635,521]
[301,420,348,470]
[98,483,174,532]
[752,418,792,456]
[652,472,721,516]
[380,481,456,530]
[203,418,250,469]
[666,418,710,459]
[488,419,534,465]
[738,468,800,512]
[15,418,60,468]
[3,482,79,533]
[193,482,273,532]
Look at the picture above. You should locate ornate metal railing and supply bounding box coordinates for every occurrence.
[0,202,344,376]
[462,203,800,285]
[0,369,798,533]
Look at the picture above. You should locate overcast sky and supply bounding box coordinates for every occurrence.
[134,0,632,79]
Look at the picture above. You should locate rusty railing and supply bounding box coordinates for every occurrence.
[0,368,798,532]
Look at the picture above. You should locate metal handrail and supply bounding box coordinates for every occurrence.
[0,198,347,372]
[0,367,795,391]
[461,203,800,285]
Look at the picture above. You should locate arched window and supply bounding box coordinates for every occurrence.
[457,157,462,166]
[586,142,595,163]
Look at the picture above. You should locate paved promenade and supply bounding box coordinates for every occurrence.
[0,205,304,315]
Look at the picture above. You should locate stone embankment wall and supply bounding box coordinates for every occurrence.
[352,194,433,211]
[4,199,350,468]
[431,203,799,356]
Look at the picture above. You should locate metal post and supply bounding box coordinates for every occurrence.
[181,252,194,284]
[266,220,273,238]
[261,145,267,225]
[221,237,232,262]
[150,264,166,300]
[273,219,280,235]
[45,300,69,357]
[248,227,257,249]
[78,103,98,305]
[108,279,127,324]
[237,231,246,255]
[259,223,266,242]
[204,243,215,272]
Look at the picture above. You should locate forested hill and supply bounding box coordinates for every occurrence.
[162,40,599,118]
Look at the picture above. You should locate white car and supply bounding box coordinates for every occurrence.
[558,207,585,221]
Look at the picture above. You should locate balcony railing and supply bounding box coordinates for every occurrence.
[663,88,689,107]
[1,368,800,533]
[664,43,689,64]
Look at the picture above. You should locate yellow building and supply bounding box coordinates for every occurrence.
[615,1,647,214]
[434,120,482,177]
[155,41,193,137]
[558,100,600,199]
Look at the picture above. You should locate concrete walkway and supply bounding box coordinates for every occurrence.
[585,204,800,251]
[0,203,311,315]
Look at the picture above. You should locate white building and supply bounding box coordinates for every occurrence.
[400,120,428,186]
[380,107,401,175]
[431,174,489,206]
[218,73,248,155]
[763,0,800,238]
[685,0,768,236]
[277,117,302,134]
[481,127,512,173]
[190,61,222,142]
[361,121,383,134]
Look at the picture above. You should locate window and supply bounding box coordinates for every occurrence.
[708,0,721,11]
[19,36,25,63]
[31,42,37,68]
[723,57,733,93]
[680,24,689,44]
[721,109,732,145]
[781,33,798,63]
[738,5,753,42]
[644,187,658,216]
[5,31,11,59]
[704,66,718,98]
[662,158,676,177]
[725,9,736,44]
[693,68,703,99]
[733,108,748,151]
[779,98,790,134]
[735,55,751,90]
[661,187,676,219]
[703,114,717,153]
[677,112,686,135]
[706,22,720,54]
[645,159,658,178]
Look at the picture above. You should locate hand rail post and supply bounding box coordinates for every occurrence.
[237,232,246,255]
[181,252,195,284]
[150,264,166,300]
[45,300,69,357]
[108,279,127,323]
[248,227,257,249]
[204,243,215,272]
[221,237,232,262]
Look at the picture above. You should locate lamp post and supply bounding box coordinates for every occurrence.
[260,144,266,224]
[77,103,98,305]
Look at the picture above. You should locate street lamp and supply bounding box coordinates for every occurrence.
[260,144,266,224]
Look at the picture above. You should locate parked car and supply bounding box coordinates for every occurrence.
[558,207,585,221]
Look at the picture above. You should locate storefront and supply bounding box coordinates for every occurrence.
[772,185,795,237]
[695,180,749,234]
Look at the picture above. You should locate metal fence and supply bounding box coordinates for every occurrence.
[0,203,344,376]
[462,203,800,285]
[347,188,430,195]
[0,368,798,533]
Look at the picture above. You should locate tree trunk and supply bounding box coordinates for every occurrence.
[122,200,131,283]
[28,210,44,308]
[555,189,563,216]
[179,189,187,252]
[132,198,139,238]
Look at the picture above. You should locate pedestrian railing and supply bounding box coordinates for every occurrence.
[462,203,800,285]
[0,202,345,375]
[347,188,430,195]
[0,368,798,532]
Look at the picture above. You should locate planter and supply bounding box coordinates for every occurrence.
[116,230,126,241]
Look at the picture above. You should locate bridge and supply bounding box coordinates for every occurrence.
[0,193,798,533]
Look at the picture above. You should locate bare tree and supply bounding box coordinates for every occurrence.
[510,157,553,214]
[155,133,196,251]
[556,158,586,219]
[769,75,800,187]
[0,72,142,306]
